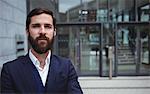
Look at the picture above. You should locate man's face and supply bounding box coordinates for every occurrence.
[27,13,56,54]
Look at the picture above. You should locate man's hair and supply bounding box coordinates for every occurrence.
[26,8,56,31]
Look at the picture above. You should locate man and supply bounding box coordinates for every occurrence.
[1,8,83,94]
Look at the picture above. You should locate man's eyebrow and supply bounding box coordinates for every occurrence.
[44,24,52,26]
[31,23,52,25]
[31,23,40,26]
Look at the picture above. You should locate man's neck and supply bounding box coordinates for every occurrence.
[31,49,49,68]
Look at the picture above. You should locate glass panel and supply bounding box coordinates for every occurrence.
[116,25,137,75]
[117,23,150,75]
[80,25,100,75]
[139,4,150,21]
[102,23,115,76]
[57,24,100,76]
[57,26,79,70]
[140,26,150,75]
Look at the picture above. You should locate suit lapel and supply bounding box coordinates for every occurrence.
[45,55,57,92]
[45,55,68,93]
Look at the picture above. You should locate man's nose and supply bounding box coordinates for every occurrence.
[39,26,46,34]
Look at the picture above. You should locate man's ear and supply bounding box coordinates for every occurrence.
[54,29,56,36]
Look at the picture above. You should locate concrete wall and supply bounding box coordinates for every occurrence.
[0,0,27,69]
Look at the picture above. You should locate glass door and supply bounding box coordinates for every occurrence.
[56,22,150,76]
[138,25,150,75]
[116,22,150,75]
[79,25,100,75]
[57,23,101,76]
[116,24,137,75]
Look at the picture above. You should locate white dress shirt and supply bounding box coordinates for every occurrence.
[29,49,51,86]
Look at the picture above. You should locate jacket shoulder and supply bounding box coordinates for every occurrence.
[51,55,74,71]
[3,55,28,68]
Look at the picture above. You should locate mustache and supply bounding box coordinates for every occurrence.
[36,34,49,40]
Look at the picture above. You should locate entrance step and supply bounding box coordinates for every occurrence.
[117,45,135,64]
[79,76,150,94]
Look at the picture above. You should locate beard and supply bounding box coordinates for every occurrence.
[28,33,54,54]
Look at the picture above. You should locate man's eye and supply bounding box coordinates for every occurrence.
[32,25,40,28]
[45,25,52,29]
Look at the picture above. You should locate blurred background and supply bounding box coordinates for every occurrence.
[0,0,150,93]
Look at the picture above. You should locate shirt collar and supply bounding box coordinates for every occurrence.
[29,49,51,69]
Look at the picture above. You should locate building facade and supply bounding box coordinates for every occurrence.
[57,0,150,76]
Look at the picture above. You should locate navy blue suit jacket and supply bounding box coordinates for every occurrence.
[0,54,83,94]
